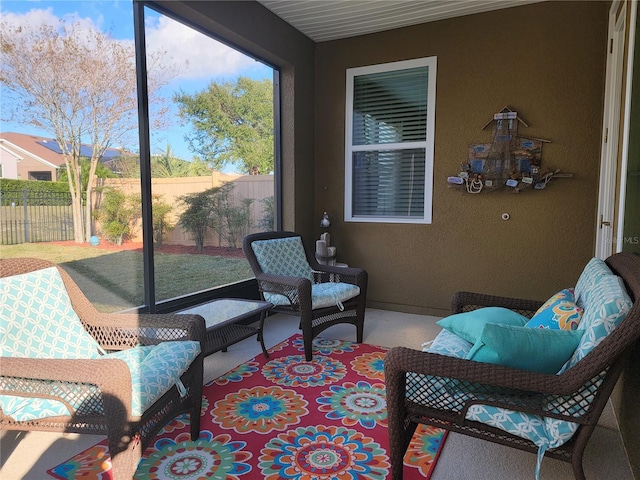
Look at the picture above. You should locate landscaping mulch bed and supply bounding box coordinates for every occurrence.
[50,241,246,258]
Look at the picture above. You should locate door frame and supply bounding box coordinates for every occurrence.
[596,0,627,259]
[615,0,638,253]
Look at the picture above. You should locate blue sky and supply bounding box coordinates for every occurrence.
[0,0,273,166]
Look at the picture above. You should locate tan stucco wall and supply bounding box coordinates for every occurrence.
[315,1,610,315]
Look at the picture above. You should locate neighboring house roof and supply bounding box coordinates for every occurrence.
[0,132,63,169]
[0,132,125,170]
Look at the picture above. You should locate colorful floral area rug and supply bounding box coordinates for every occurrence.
[48,334,447,479]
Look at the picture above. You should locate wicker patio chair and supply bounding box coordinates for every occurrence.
[385,252,640,480]
[0,258,205,480]
[243,231,368,360]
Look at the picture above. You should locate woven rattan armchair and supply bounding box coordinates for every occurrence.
[0,258,205,480]
[385,252,640,480]
[243,231,368,360]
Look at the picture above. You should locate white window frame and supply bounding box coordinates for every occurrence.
[345,57,437,224]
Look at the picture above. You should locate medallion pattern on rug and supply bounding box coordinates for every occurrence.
[48,334,446,479]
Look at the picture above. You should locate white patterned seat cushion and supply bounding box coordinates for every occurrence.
[251,237,314,281]
[1,267,103,359]
[265,282,360,310]
[465,406,578,479]
[0,341,201,420]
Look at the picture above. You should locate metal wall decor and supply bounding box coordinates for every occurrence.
[448,107,571,193]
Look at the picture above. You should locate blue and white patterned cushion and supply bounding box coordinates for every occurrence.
[423,329,473,358]
[99,341,201,416]
[0,395,71,421]
[265,282,360,310]
[574,257,613,306]
[0,341,201,420]
[1,267,103,359]
[561,274,632,372]
[251,237,314,281]
[465,406,578,480]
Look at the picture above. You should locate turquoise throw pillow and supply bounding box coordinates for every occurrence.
[525,288,583,330]
[465,324,584,374]
[437,307,529,344]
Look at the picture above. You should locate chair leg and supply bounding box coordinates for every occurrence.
[301,315,314,361]
[189,356,204,441]
[570,435,589,480]
[304,334,313,361]
[388,419,417,480]
[190,398,202,441]
[355,293,367,344]
[572,460,586,480]
[109,435,141,480]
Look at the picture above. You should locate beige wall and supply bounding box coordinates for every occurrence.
[315,1,610,315]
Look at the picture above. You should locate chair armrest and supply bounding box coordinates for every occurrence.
[313,265,368,288]
[0,356,134,419]
[254,272,312,312]
[79,312,206,349]
[451,291,544,317]
[384,346,584,397]
[255,272,311,296]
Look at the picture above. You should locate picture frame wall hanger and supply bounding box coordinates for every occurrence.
[481,106,529,130]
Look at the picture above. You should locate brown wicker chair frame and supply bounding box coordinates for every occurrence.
[385,252,640,480]
[0,258,205,480]
[243,231,368,361]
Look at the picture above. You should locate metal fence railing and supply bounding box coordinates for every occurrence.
[0,190,75,244]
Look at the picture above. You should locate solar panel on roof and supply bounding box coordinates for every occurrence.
[37,140,122,160]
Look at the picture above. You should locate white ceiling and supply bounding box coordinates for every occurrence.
[257,0,544,42]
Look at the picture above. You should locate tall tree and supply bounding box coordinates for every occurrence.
[1,19,175,242]
[174,76,274,175]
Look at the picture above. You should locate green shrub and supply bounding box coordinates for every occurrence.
[177,189,214,253]
[0,179,73,206]
[177,182,253,251]
[152,194,174,247]
[95,189,139,245]
[258,195,275,231]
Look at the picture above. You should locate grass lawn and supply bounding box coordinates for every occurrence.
[2,243,254,312]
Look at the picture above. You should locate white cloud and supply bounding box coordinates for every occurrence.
[1,7,101,35]
[144,14,264,80]
[2,6,268,82]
